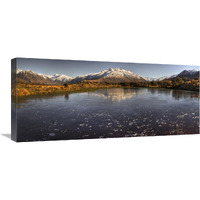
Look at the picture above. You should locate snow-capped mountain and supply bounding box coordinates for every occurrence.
[145,75,175,81]
[144,77,158,81]
[156,76,170,81]
[17,69,55,84]
[161,70,199,80]
[70,68,146,83]
[176,69,199,79]
[38,73,72,83]
[16,68,199,85]
[51,74,72,83]
[156,74,178,81]
[17,69,72,84]
[145,69,199,81]
[16,68,23,74]
[17,67,146,84]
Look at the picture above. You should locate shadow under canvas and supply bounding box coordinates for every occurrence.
[1,134,11,139]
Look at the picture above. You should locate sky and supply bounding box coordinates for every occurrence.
[16,58,199,78]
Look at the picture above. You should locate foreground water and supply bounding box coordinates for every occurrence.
[15,88,199,141]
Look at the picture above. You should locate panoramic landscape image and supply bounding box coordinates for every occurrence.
[12,58,200,142]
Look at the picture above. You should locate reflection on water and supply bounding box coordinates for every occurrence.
[86,88,199,102]
[15,88,199,142]
[83,88,145,102]
[15,88,199,106]
[148,88,199,100]
[14,94,67,108]
[171,90,199,100]
[65,94,69,100]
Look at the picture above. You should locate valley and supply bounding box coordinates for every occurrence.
[13,67,199,97]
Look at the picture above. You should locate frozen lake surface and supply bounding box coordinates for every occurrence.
[15,88,199,141]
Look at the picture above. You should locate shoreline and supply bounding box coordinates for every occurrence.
[12,83,199,98]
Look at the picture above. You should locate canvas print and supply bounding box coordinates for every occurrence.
[11,58,200,142]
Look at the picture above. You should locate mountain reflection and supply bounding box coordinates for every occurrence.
[15,88,199,107]
[171,90,199,100]
[147,88,199,100]
[86,88,145,102]
[85,88,199,102]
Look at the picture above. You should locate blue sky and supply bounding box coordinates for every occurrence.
[16,58,199,78]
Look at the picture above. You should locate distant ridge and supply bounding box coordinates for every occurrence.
[69,68,146,83]
[145,69,199,81]
[17,69,72,84]
[176,70,199,79]
[16,68,199,85]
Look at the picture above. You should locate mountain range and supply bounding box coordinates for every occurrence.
[150,69,199,81]
[16,68,72,84]
[145,74,178,81]
[70,68,146,83]
[16,68,199,84]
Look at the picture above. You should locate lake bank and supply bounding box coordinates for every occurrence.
[12,81,200,97]
[12,82,122,97]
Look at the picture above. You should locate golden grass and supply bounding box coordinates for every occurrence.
[12,82,122,97]
[12,78,199,97]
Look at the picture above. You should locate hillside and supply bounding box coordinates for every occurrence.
[70,68,146,83]
[16,69,72,84]
[13,68,199,97]
[176,70,199,79]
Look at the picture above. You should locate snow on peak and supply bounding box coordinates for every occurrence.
[16,68,36,75]
[181,69,197,75]
[70,67,145,83]
[38,73,53,79]
[16,68,72,83]
[145,74,178,81]
[51,74,72,82]
[145,77,157,81]
[108,68,114,71]
[16,68,22,74]
[108,67,121,72]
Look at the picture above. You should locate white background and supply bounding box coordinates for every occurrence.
[0,0,199,200]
